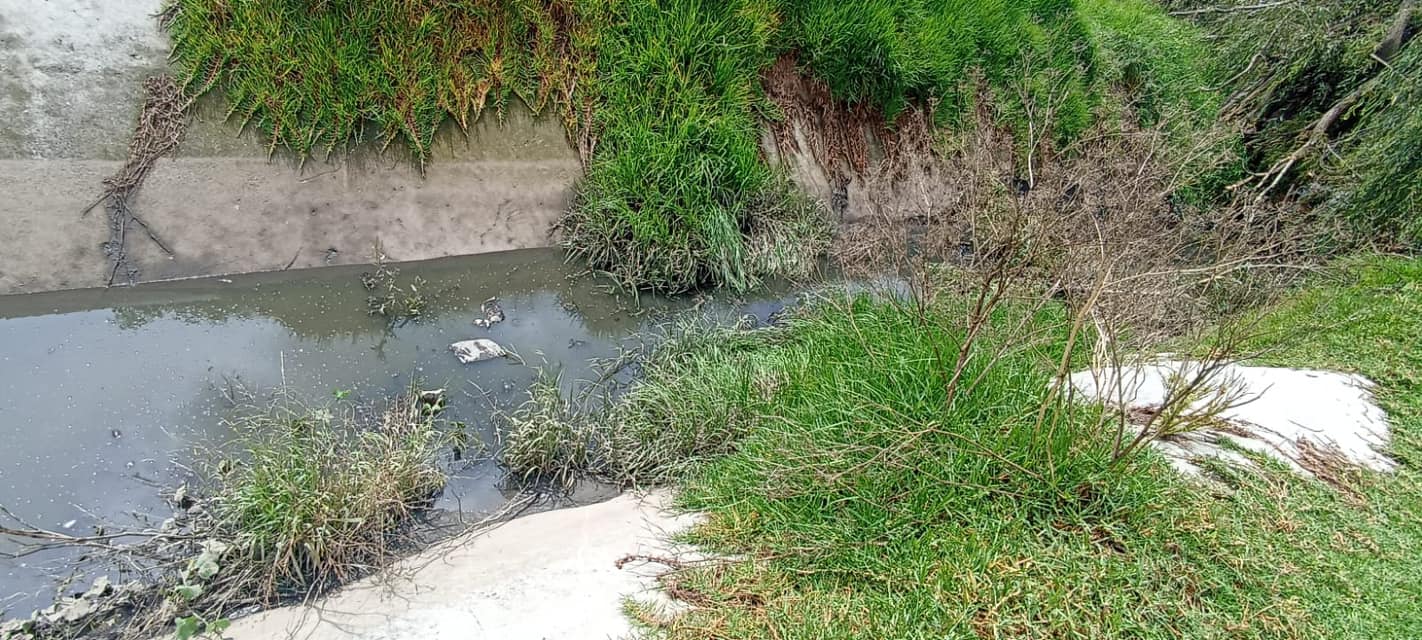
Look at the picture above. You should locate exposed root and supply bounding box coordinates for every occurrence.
[762,56,877,180]
[615,554,687,570]
[85,76,191,286]
[761,54,939,201]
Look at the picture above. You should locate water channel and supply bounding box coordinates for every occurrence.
[0,248,803,616]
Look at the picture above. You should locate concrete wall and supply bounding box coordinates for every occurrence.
[0,0,581,295]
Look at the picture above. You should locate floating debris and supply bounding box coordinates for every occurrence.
[450,339,508,364]
[473,298,505,328]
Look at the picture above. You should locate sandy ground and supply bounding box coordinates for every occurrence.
[214,492,698,640]
[0,0,581,296]
[1069,360,1395,477]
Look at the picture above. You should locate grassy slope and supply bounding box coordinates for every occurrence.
[609,257,1421,639]
[1220,256,1422,638]
[1161,0,1421,243]
[564,0,1193,291]
[1332,44,1422,245]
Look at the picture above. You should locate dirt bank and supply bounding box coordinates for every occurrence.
[0,1,580,296]
[210,492,696,640]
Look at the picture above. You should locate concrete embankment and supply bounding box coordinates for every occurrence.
[0,0,580,295]
[0,2,934,297]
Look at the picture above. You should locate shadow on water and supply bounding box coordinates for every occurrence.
[0,248,808,615]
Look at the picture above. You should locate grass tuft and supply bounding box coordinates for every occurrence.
[212,390,449,600]
[498,375,590,488]
[559,0,791,292]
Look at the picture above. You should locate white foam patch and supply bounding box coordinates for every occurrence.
[1069,360,1395,477]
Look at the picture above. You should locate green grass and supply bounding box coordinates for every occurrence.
[1211,256,1422,638]
[781,0,1098,131]
[212,391,450,601]
[168,0,1215,291]
[500,374,590,487]
[1330,45,1422,246]
[1162,0,1420,242]
[559,0,791,292]
[1076,0,1217,125]
[592,257,1422,638]
[166,0,595,159]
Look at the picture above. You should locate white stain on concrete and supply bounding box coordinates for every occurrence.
[1070,360,1395,477]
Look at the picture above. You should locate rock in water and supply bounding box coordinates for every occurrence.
[451,339,508,364]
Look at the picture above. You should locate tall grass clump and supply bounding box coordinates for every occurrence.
[165,0,596,160]
[212,391,449,600]
[499,375,591,488]
[559,0,821,292]
[581,292,1122,492]
[495,323,793,486]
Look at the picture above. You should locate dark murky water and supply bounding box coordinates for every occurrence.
[0,248,800,616]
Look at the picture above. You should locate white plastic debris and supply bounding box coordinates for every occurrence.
[450,339,508,364]
[1069,360,1395,478]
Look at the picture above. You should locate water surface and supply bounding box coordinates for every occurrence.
[0,248,797,614]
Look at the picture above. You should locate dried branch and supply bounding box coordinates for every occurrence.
[1170,0,1296,16]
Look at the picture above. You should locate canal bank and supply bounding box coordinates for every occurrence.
[0,0,581,296]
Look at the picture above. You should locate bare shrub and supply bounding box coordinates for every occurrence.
[794,60,1335,467]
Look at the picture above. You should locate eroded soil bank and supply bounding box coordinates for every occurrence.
[0,0,580,295]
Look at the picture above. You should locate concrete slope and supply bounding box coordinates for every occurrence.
[0,1,581,296]
[217,492,697,640]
